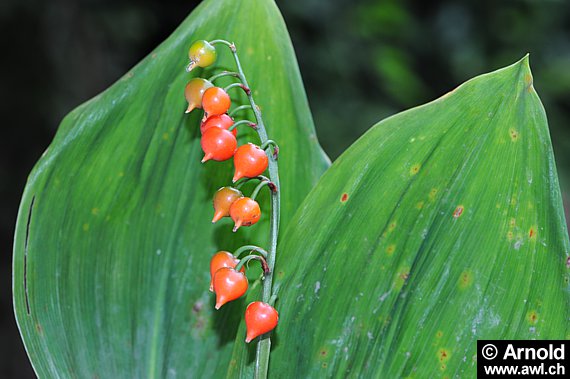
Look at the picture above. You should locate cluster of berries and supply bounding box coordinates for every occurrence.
[185,40,279,343]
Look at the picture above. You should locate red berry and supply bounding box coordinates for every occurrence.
[212,186,243,223]
[201,114,237,137]
[202,87,231,116]
[209,251,244,292]
[232,143,269,182]
[229,197,261,232]
[201,127,237,162]
[245,302,279,343]
[213,267,248,309]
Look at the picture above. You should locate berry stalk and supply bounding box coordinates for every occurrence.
[211,39,280,379]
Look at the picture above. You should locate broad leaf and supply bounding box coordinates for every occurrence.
[12,0,329,377]
[254,56,568,377]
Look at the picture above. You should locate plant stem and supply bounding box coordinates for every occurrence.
[229,104,253,117]
[229,119,257,132]
[234,245,268,259]
[251,180,271,201]
[212,40,280,379]
[208,71,240,82]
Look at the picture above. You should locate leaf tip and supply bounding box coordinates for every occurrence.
[518,53,534,92]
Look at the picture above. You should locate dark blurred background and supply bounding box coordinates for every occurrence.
[1,0,569,376]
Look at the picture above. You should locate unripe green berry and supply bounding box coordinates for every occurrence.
[187,40,217,72]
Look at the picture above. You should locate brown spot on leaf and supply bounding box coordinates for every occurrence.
[439,348,450,362]
[341,193,349,202]
[453,205,464,218]
[527,310,538,324]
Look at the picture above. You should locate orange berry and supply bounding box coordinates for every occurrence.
[229,197,261,232]
[213,267,248,309]
[201,114,237,137]
[212,186,243,223]
[200,127,237,162]
[245,302,279,343]
[209,251,244,292]
[232,143,269,182]
[202,87,231,116]
[184,78,213,113]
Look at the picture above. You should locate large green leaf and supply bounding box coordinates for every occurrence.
[12,0,329,377]
[247,56,567,377]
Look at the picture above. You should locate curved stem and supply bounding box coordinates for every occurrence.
[219,40,280,379]
[235,254,269,274]
[251,180,272,201]
[229,119,257,132]
[229,104,253,117]
[224,82,250,94]
[209,39,234,48]
[234,245,268,259]
[235,175,270,189]
[208,71,240,82]
[261,140,279,160]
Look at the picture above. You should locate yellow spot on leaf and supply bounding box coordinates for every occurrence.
[91,208,100,216]
[410,164,421,175]
[436,330,443,339]
[162,132,169,141]
[388,222,397,232]
[459,270,473,289]
[509,128,519,142]
[429,188,438,201]
[82,223,90,232]
[386,244,396,255]
[509,218,516,227]
[118,171,125,178]
[416,201,424,210]
[507,231,514,241]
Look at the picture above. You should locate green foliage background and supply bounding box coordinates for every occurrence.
[1,0,570,377]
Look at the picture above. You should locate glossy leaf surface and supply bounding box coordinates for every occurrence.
[12,0,329,377]
[258,57,569,378]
